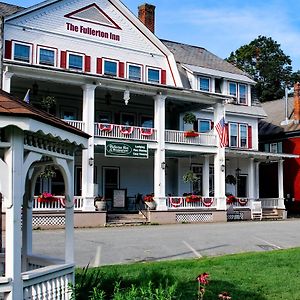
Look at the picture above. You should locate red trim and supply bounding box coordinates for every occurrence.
[85,55,91,72]
[108,0,177,86]
[119,62,125,78]
[161,69,166,85]
[60,51,67,68]
[4,40,12,59]
[248,125,252,149]
[96,58,103,74]
[64,3,121,30]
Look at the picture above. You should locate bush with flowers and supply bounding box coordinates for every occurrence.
[37,192,57,203]
[143,193,154,202]
[186,194,202,203]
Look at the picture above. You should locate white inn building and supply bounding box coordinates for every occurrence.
[1,0,296,226]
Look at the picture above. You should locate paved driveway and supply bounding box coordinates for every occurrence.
[33,219,300,267]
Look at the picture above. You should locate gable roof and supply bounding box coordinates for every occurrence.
[0,2,23,16]
[0,89,89,138]
[161,39,252,78]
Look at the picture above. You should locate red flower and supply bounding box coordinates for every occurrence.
[218,291,231,299]
[196,272,209,285]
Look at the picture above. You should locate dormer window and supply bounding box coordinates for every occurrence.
[238,84,247,104]
[128,64,142,81]
[199,77,210,92]
[229,82,237,97]
[147,68,160,83]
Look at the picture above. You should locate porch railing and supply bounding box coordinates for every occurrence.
[260,198,280,208]
[22,263,74,300]
[94,123,157,142]
[32,196,84,211]
[63,120,85,132]
[166,196,216,209]
[165,130,217,146]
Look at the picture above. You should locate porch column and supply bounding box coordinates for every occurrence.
[248,158,255,200]
[213,102,226,210]
[81,84,96,211]
[2,68,13,93]
[154,93,167,210]
[203,155,210,197]
[278,160,285,209]
[5,127,24,300]
[255,161,260,199]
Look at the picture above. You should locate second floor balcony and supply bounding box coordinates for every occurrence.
[65,120,217,147]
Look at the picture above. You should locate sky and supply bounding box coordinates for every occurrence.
[4,0,300,71]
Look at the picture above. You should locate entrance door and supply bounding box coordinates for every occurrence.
[103,167,120,202]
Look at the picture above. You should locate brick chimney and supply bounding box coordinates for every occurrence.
[138,3,155,33]
[294,82,300,123]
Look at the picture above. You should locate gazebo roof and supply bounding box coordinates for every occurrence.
[0,89,89,138]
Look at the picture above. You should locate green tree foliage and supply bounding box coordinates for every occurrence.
[226,35,294,102]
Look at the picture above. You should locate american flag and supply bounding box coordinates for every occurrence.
[215,117,228,147]
[23,89,30,104]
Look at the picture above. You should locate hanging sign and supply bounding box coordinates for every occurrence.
[105,141,148,159]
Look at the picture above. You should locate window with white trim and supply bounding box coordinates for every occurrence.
[229,123,248,148]
[68,53,83,71]
[239,84,247,104]
[104,60,117,76]
[38,47,55,66]
[13,42,31,63]
[147,68,160,83]
[229,123,238,147]
[199,77,210,92]
[128,64,142,81]
[229,82,237,97]
[240,124,248,148]
[199,119,211,133]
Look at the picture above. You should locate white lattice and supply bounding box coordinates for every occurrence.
[33,216,65,227]
[176,213,213,223]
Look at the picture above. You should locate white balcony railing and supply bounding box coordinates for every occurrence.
[260,198,279,208]
[32,196,84,211]
[165,130,217,146]
[63,120,85,131]
[166,196,216,209]
[94,123,157,142]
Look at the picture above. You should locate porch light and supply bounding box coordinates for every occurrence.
[88,157,94,166]
[123,90,130,105]
[235,167,241,177]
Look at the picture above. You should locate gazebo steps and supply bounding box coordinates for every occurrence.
[106,213,149,226]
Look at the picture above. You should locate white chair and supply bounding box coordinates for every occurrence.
[251,201,262,220]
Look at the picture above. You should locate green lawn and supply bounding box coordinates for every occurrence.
[75,248,300,299]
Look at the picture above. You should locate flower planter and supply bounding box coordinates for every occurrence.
[145,201,156,210]
[184,131,199,138]
[95,201,106,211]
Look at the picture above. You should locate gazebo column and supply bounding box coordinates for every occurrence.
[213,103,226,210]
[154,93,167,210]
[81,84,96,211]
[248,158,255,200]
[278,160,285,209]
[202,155,210,197]
[5,128,24,300]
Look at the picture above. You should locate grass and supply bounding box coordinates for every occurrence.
[75,248,300,299]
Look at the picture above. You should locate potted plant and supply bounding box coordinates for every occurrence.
[183,112,199,137]
[183,170,198,183]
[94,195,106,211]
[225,175,237,185]
[143,193,156,210]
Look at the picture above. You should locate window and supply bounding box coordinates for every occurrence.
[199,77,210,91]
[128,65,142,81]
[199,119,211,133]
[270,143,278,153]
[68,53,83,70]
[104,60,117,76]
[148,68,160,83]
[14,43,31,62]
[121,113,135,126]
[141,115,153,128]
[61,106,77,120]
[192,165,202,195]
[229,123,238,147]
[237,175,247,197]
[39,47,55,66]
[229,82,237,96]
[240,124,247,148]
[239,84,247,104]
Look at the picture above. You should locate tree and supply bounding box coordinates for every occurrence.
[226,36,293,102]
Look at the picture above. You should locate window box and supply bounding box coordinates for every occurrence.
[184,131,199,137]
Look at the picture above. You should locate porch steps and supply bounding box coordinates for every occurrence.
[106,212,149,226]
[262,209,280,220]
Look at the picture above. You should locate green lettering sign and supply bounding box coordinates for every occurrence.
[105,141,148,159]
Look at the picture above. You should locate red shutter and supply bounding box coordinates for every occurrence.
[4,40,12,59]
[248,125,252,149]
[119,62,124,78]
[161,69,166,84]
[60,51,67,68]
[85,55,91,72]
[211,121,214,130]
[96,58,103,74]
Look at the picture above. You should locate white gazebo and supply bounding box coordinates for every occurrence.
[0,90,88,299]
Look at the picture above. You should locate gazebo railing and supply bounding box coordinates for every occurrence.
[22,263,74,300]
